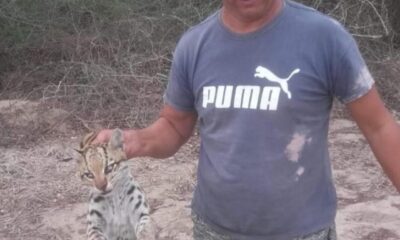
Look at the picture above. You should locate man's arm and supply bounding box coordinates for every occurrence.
[94,104,197,159]
[347,85,400,192]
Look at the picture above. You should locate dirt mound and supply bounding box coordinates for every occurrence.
[0,100,75,147]
[0,136,198,240]
[329,119,400,240]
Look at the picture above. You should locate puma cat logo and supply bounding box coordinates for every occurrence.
[254,66,300,99]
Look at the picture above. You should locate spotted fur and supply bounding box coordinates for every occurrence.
[77,129,151,240]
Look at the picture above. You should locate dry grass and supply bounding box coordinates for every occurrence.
[0,133,200,239]
[299,0,399,59]
[0,2,399,239]
[0,1,399,142]
[0,1,398,149]
[0,0,220,138]
[0,140,85,239]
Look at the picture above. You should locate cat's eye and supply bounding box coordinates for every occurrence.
[104,162,117,174]
[84,171,94,179]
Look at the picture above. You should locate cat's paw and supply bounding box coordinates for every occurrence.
[137,220,157,240]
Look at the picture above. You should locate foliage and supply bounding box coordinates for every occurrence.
[0,0,398,129]
[298,0,398,59]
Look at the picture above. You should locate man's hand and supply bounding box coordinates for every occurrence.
[91,104,197,160]
[92,129,113,145]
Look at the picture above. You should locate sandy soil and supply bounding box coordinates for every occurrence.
[0,100,399,240]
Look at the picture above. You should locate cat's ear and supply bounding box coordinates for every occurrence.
[73,148,84,155]
[80,132,97,149]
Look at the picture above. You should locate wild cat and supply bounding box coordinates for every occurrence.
[76,129,153,240]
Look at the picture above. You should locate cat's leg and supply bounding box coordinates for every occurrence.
[127,186,153,239]
[135,212,151,237]
[87,206,108,240]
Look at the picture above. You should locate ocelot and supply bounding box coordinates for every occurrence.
[76,129,152,240]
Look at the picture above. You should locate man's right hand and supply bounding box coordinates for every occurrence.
[91,104,197,160]
[92,129,113,145]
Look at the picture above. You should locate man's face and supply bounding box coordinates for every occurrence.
[222,0,277,22]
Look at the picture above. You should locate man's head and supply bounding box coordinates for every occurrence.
[222,0,282,27]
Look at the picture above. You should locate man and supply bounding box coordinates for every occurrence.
[94,0,400,239]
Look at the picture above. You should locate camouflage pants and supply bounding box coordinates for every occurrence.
[192,212,337,240]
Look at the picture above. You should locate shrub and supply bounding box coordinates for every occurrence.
[0,0,398,131]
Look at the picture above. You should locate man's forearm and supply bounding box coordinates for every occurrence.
[362,118,400,192]
[348,87,400,193]
[123,117,189,159]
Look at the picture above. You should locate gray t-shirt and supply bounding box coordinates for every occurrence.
[164,1,374,239]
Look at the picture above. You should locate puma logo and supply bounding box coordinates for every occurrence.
[254,66,300,99]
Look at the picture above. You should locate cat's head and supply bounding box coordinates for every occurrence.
[76,129,127,192]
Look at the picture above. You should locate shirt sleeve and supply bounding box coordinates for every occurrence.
[163,38,196,112]
[331,33,375,104]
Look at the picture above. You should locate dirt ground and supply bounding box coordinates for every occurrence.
[0,100,400,240]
